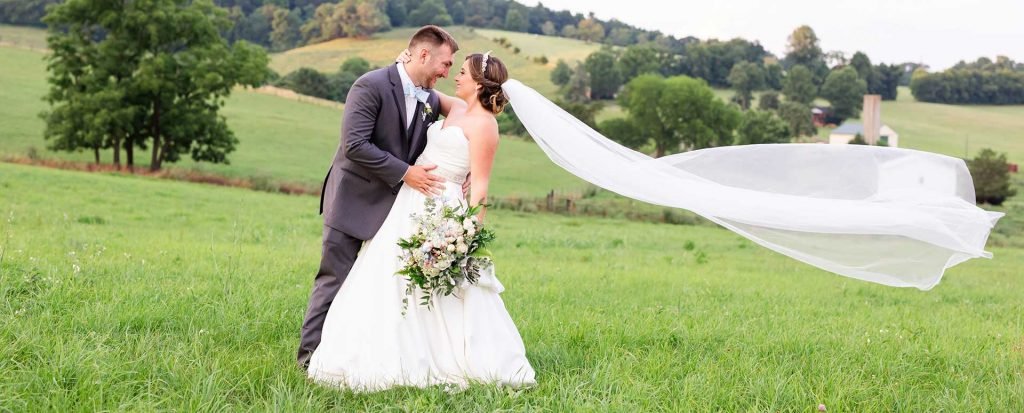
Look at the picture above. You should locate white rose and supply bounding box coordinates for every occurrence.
[466,228,476,237]
[456,244,468,254]
[446,244,456,252]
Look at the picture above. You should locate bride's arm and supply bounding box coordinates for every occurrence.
[435,90,466,118]
[466,118,500,220]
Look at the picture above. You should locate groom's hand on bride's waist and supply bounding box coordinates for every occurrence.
[403,164,446,196]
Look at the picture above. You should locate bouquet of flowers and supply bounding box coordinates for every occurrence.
[396,197,495,314]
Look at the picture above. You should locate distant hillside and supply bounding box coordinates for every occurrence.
[270,26,574,98]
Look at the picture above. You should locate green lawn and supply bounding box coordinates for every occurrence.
[1,162,1022,411]
[0,24,48,50]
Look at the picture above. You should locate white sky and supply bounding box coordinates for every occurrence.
[529,0,1023,70]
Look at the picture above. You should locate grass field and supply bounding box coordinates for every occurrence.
[2,162,1022,411]
[269,26,566,99]
[0,45,583,197]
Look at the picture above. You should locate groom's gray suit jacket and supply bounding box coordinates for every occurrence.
[319,64,441,240]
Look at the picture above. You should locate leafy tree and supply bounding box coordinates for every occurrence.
[270,8,301,51]
[911,69,1024,104]
[727,61,765,110]
[278,67,331,99]
[336,0,390,39]
[327,71,358,102]
[777,101,816,137]
[463,0,491,27]
[563,62,590,102]
[619,74,739,156]
[340,57,372,77]
[735,110,790,145]
[540,20,556,36]
[607,27,635,46]
[300,3,341,44]
[820,66,867,121]
[684,38,770,87]
[496,106,528,137]
[553,100,603,129]
[42,0,270,172]
[599,117,647,150]
[783,25,828,85]
[616,46,660,83]
[758,91,781,111]
[448,0,465,24]
[560,24,577,38]
[764,63,784,90]
[385,0,406,26]
[406,0,452,26]
[584,49,621,99]
[872,63,902,100]
[968,148,1017,205]
[504,8,527,32]
[577,17,604,43]
[849,51,873,80]
[550,59,572,86]
[782,64,817,105]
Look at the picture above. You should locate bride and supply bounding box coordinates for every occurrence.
[306,51,536,391]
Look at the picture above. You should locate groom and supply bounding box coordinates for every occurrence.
[297,25,460,369]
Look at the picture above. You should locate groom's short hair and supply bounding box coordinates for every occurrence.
[409,25,459,54]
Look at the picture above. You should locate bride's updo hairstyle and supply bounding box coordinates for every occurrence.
[466,53,509,114]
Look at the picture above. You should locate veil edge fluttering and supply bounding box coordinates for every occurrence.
[501,79,1002,290]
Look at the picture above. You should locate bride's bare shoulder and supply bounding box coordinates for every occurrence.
[460,114,499,143]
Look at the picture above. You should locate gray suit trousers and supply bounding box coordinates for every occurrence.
[296,225,362,367]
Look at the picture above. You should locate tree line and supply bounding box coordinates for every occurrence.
[911,56,1024,104]
[2,0,693,52]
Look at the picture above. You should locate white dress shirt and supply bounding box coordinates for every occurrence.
[396,63,418,129]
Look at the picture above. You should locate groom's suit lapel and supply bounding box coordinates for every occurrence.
[386,65,411,157]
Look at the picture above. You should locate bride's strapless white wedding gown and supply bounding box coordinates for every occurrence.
[307,122,536,392]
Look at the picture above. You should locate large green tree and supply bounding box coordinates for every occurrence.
[42,0,269,171]
[407,0,453,26]
[777,101,816,137]
[270,8,301,51]
[584,48,622,100]
[336,0,390,39]
[727,61,765,110]
[820,66,867,121]
[968,148,1017,205]
[734,110,790,145]
[616,46,661,83]
[619,74,740,156]
[783,25,828,85]
[782,64,817,105]
[550,59,572,86]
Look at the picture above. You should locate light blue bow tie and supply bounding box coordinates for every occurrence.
[402,81,429,104]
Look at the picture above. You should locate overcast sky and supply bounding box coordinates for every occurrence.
[529,0,1023,70]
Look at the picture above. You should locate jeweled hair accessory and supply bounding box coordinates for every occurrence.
[481,50,493,74]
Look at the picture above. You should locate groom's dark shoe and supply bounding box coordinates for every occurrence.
[297,354,311,372]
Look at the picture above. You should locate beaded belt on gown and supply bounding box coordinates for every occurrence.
[414,155,467,186]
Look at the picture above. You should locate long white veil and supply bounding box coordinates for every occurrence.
[502,79,1004,290]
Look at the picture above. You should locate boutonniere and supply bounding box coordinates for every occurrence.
[421,103,432,122]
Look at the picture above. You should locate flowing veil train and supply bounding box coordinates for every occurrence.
[501,80,1003,290]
